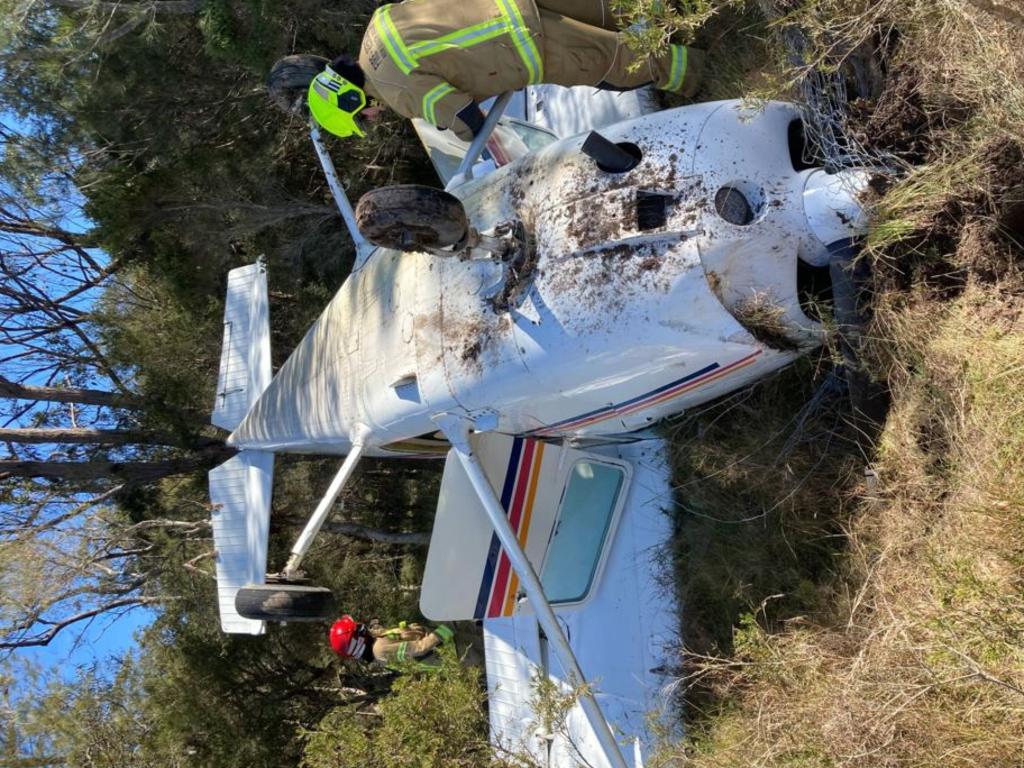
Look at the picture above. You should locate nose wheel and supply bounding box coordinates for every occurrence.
[267,54,329,114]
[355,185,470,253]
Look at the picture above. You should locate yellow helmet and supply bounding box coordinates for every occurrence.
[307,67,367,138]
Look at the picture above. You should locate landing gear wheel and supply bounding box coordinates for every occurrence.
[235,583,335,622]
[267,54,328,115]
[355,185,469,252]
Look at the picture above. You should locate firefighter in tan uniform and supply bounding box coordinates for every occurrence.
[329,614,455,669]
[303,0,704,141]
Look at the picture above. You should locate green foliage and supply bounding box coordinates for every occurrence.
[610,0,742,63]
[302,647,494,768]
[4,658,175,768]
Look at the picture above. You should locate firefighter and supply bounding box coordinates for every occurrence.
[303,0,704,141]
[329,614,456,669]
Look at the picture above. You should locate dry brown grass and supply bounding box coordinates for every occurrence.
[659,1,1024,765]
[733,291,801,351]
[669,287,1024,767]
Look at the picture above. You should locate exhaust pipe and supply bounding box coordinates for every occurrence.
[581,131,641,173]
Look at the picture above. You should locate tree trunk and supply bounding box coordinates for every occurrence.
[0,446,235,484]
[0,427,182,446]
[0,376,144,408]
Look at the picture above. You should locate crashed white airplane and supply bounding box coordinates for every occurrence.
[208,84,870,768]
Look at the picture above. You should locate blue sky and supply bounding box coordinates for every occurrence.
[2,111,150,677]
[25,607,151,679]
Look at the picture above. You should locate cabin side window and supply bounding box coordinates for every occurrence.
[540,461,625,604]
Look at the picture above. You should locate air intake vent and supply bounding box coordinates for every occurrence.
[636,192,670,231]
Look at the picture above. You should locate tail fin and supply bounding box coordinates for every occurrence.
[212,262,272,432]
[209,450,275,634]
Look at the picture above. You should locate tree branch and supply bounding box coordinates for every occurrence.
[0,375,144,408]
[0,597,160,649]
[0,427,182,446]
[321,521,429,545]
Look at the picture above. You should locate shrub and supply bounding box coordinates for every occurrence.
[302,648,495,768]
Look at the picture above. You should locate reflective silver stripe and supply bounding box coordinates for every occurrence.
[423,82,456,125]
[666,45,687,92]
[409,19,509,58]
[494,0,542,82]
[375,5,417,74]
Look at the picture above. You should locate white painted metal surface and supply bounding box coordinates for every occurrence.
[434,417,631,768]
[208,449,275,634]
[482,438,678,768]
[207,96,873,767]
[230,100,870,456]
[801,169,872,264]
[417,83,657,185]
[211,262,272,432]
[422,434,630,621]
[519,83,657,138]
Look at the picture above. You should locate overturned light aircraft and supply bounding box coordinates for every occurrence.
[208,85,870,768]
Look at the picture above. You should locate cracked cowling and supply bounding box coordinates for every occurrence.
[490,221,539,313]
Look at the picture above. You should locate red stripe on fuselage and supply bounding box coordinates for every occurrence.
[486,440,536,617]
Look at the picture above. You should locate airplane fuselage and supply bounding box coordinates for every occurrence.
[229,100,866,456]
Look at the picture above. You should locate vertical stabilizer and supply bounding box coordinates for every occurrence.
[212,262,271,431]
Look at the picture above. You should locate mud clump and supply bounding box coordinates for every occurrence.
[874,136,1024,298]
[461,340,482,362]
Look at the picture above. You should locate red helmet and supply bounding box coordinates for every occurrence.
[329,615,359,656]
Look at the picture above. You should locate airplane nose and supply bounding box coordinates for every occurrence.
[801,169,872,265]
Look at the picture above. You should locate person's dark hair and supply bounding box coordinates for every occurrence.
[330,54,366,89]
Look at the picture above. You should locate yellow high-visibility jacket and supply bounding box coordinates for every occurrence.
[359,0,546,141]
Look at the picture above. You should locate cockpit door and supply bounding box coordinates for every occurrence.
[420,433,631,621]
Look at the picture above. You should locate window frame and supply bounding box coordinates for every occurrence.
[536,457,632,608]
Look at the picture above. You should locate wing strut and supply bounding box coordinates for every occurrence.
[455,90,514,182]
[433,414,630,768]
[283,435,367,578]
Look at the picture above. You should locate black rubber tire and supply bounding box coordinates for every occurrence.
[267,54,328,115]
[235,583,335,622]
[355,185,469,252]
[829,239,889,428]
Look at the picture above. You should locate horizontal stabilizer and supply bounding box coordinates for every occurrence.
[212,262,271,431]
[209,450,275,634]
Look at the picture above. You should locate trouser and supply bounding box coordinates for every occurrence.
[535,0,704,97]
[535,0,619,30]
